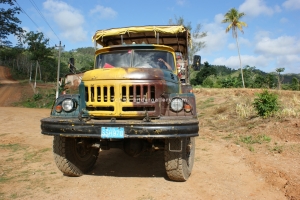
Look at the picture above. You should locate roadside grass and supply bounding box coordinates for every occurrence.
[222,133,234,140]
[271,144,283,154]
[239,134,271,144]
[0,144,51,185]
[14,83,56,109]
[195,89,300,154]
[197,97,215,110]
[0,143,54,199]
[221,133,272,152]
[236,103,254,118]
[0,143,25,152]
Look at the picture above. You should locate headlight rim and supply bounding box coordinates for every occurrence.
[61,98,75,112]
[170,97,184,112]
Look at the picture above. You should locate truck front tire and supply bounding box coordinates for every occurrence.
[164,137,195,181]
[53,136,99,176]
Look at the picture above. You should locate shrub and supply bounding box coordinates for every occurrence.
[253,90,279,117]
[33,93,42,101]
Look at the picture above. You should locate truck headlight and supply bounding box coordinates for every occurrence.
[170,98,184,112]
[62,99,74,112]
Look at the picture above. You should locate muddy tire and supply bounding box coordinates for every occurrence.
[164,137,195,181]
[53,136,99,177]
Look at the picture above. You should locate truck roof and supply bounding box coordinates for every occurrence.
[92,25,191,56]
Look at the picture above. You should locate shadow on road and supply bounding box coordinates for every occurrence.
[87,148,168,179]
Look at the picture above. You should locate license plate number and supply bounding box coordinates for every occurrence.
[101,127,124,139]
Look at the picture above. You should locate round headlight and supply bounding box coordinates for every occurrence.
[170,98,184,112]
[62,99,74,112]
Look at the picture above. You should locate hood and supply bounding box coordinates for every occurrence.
[82,68,178,82]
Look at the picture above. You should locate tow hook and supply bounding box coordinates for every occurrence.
[78,109,91,122]
[143,110,151,122]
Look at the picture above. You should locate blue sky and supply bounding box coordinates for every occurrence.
[11,0,300,73]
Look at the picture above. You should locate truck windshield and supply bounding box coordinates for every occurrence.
[95,50,175,70]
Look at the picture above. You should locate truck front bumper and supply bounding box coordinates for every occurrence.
[41,117,199,139]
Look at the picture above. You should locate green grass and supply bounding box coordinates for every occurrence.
[5,157,14,162]
[0,143,25,152]
[248,145,255,152]
[198,97,215,109]
[14,85,56,109]
[10,193,18,199]
[0,176,13,183]
[271,144,283,153]
[222,133,234,140]
[239,134,271,144]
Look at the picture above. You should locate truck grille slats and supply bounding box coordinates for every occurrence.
[85,83,158,115]
[122,85,155,102]
[85,86,115,103]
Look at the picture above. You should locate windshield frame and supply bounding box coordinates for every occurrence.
[95,48,175,71]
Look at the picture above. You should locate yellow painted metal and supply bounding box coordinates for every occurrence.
[84,80,159,117]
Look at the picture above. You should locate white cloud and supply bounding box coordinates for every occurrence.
[228,43,236,50]
[237,37,251,47]
[22,27,30,34]
[214,13,224,23]
[43,0,88,43]
[213,55,271,69]
[283,0,300,10]
[254,35,300,72]
[254,31,271,40]
[226,37,251,51]
[90,5,117,19]
[280,17,289,23]
[255,36,300,56]
[200,14,228,55]
[176,0,186,6]
[211,35,300,73]
[239,0,281,17]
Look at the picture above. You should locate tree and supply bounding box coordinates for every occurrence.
[191,61,216,85]
[290,77,299,91]
[24,31,53,62]
[222,8,247,88]
[275,68,285,90]
[265,73,277,89]
[0,0,24,47]
[24,31,55,83]
[169,16,207,63]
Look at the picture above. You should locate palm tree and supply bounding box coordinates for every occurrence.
[275,68,285,90]
[222,8,247,88]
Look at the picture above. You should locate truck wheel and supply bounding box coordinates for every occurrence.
[164,137,195,181]
[53,136,99,176]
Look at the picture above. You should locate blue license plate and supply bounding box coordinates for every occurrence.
[101,127,124,139]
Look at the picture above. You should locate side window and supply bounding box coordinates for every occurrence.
[157,52,174,71]
[95,54,102,68]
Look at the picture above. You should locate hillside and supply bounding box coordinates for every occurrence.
[60,47,95,72]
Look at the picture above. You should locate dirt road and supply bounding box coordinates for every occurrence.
[0,66,299,199]
[0,66,21,107]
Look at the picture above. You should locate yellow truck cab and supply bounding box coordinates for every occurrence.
[41,25,200,181]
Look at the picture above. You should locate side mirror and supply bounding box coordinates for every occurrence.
[68,58,76,73]
[193,55,201,71]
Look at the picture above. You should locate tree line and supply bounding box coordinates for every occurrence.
[0,0,94,82]
[190,62,300,91]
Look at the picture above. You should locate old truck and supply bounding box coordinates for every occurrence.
[41,25,200,181]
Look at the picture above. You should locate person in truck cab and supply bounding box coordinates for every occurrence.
[157,58,172,70]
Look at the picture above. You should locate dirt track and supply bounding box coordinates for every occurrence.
[0,66,299,199]
[0,66,21,107]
